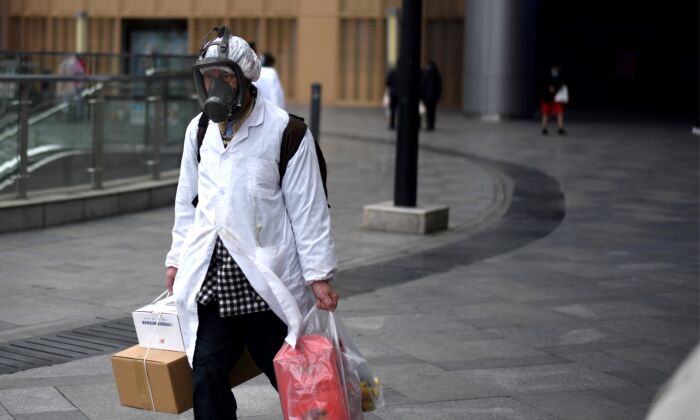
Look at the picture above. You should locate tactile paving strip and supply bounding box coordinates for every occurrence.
[0,318,136,374]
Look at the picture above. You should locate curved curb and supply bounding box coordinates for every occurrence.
[325,132,566,297]
[0,175,178,234]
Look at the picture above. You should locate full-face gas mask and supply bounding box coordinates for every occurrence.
[192,27,253,123]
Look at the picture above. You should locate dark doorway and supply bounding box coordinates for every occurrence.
[536,0,698,118]
[121,19,188,74]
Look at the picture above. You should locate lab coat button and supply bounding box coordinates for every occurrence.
[219,189,225,195]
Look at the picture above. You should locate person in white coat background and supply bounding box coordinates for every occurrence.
[164,27,338,419]
[253,52,286,110]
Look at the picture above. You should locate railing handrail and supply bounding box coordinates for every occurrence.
[0,50,197,60]
[0,72,192,82]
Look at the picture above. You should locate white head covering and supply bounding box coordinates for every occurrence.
[202,35,261,82]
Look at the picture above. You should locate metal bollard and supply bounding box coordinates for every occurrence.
[146,80,164,181]
[89,84,105,189]
[310,83,321,143]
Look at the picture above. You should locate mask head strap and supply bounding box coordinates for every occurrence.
[198,26,232,60]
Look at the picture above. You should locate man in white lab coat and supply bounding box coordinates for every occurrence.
[254,52,286,109]
[164,27,338,419]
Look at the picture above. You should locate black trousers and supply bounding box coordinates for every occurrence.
[425,100,437,130]
[192,302,287,420]
[389,94,399,128]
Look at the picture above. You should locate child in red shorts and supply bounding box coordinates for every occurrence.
[541,65,568,136]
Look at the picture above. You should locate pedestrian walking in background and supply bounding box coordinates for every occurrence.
[421,61,442,131]
[385,66,399,129]
[253,52,286,109]
[540,64,568,135]
[165,26,338,420]
[56,54,87,121]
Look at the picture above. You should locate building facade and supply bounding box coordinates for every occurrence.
[1,0,464,107]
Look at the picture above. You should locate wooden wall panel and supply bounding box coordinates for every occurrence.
[230,0,264,16]
[190,18,222,52]
[51,17,76,51]
[120,0,155,17]
[338,18,384,105]
[383,0,402,11]
[264,18,296,99]
[229,18,259,45]
[154,0,191,17]
[300,0,338,17]
[426,0,464,19]
[85,0,119,17]
[264,0,299,17]
[9,0,24,16]
[49,0,85,16]
[425,18,463,107]
[23,0,49,16]
[340,0,380,17]
[190,1,228,18]
[8,17,22,49]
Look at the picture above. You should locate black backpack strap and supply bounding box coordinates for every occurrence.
[279,114,328,202]
[191,112,209,207]
[196,112,209,163]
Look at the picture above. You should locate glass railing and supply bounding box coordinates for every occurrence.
[0,71,197,200]
[0,50,195,77]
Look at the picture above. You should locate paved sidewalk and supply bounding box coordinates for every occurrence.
[0,106,697,419]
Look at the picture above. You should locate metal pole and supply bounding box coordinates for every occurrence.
[16,81,29,199]
[148,80,163,180]
[310,83,321,143]
[393,0,422,207]
[90,84,105,189]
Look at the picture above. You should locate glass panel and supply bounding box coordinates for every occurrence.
[0,70,194,201]
[22,79,94,195]
[163,79,197,172]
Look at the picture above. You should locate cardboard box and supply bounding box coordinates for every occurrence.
[132,296,185,352]
[111,345,192,414]
[112,345,263,414]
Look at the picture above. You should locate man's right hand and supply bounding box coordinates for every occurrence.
[166,266,178,294]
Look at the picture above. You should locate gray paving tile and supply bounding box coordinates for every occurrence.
[0,387,76,415]
[607,368,670,386]
[536,339,660,355]
[56,383,190,420]
[14,411,88,420]
[380,336,544,364]
[465,364,633,395]
[340,313,474,337]
[373,363,506,402]
[606,347,690,374]
[452,302,585,329]
[0,402,10,419]
[552,302,666,319]
[514,391,647,420]
[0,321,19,332]
[486,326,615,347]
[593,385,659,406]
[232,383,283,418]
[374,397,557,420]
[561,352,646,372]
[375,386,416,406]
[434,355,570,371]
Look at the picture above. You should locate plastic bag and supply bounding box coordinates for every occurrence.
[274,308,383,420]
[333,316,384,412]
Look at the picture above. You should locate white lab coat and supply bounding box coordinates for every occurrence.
[253,67,286,109]
[165,97,336,364]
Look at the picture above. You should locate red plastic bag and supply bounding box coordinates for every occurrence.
[274,308,363,420]
[274,335,350,420]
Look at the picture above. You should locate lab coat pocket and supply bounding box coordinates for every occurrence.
[254,245,285,278]
[246,157,278,198]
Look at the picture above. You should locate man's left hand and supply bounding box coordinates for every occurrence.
[311,280,339,311]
